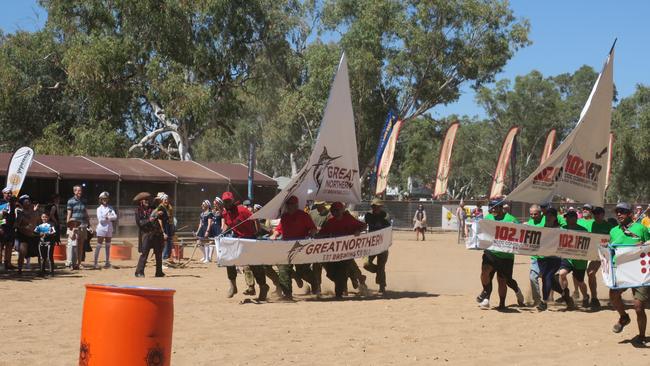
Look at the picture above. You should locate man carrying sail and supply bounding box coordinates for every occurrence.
[221,191,269,301]
[477,200,525,310]
[526,204,544,306]
[270,195,318,300]
[317,202,367,299]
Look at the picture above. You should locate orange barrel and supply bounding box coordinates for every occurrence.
[171,244,183,261]
[53,244,66,261]
[109,244,132,260]
[79,284,175,366]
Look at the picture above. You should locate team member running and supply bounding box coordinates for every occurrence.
[477,200,525,310]
[585,206,612,309]
[363,198,392,294]
[609,202,650,345]
[557,210,588,310]
[536,208,563,311]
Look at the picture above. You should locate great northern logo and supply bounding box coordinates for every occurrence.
[287,241,307,264]
[312,147,360,195]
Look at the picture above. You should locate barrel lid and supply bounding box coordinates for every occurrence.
[85,284,176,296]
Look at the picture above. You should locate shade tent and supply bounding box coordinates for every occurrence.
[85,157,176,182]
[0,153,57,179]
[0,154,277,205]
[199,162,276,185]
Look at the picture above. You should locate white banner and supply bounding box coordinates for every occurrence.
[467,219,608,260]
[441,205,487,230]
[252,53,361,220]
[6,147,34,197]
[600,244,650,289]
[506,45,614,206]
[217,227,392,266]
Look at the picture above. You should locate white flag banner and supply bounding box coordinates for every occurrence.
[599,244,650,289]
[252,53,361,220]
[467,219,608,260]
[6,146,34,197]
[506,45,614,206]
[216,227,392,266]
[375,120,403,195]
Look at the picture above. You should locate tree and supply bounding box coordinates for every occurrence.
[41,0,304,160]
[608,85,650,201]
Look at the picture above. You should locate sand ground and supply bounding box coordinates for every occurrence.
[0,231,649,365]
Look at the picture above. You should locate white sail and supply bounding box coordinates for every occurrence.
[506,45,614,206]
[252,53,361,219]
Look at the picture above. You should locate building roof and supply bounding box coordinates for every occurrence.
[0,153,277,187]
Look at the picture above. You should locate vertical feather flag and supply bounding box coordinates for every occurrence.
[432,122,460,199]
[489,127,520,199]
[540,129,557,165]
[372,112,398,188]
[375,120,404,196]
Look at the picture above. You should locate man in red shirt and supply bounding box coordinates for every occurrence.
[221,191,269,301]
[318,202,368,298]
[270,195,318,299]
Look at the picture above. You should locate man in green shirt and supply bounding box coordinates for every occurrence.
[577,204,595,231]
[610,202,650,345]
[586,206,612,309]
[527,204,544,306]
[558,210,589,310]
[541,202,567,226]
[477,200,525,310]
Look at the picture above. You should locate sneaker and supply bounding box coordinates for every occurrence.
[162,264,169,270]
[613,314,631,333]
[630,335,648,346]
[135,273,145,278]
[103,263,112,269]
[582,295,590,308]
[590,298,601,310]
[479,298,490,309]
[93,264,100,270]
[536,301,548,311]
[515,289,525,307]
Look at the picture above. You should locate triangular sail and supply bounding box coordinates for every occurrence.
[253,54,361,219]
[506,44,614,206]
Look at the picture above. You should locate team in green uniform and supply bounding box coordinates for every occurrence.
[477,200,525,310]
[609,202,650,345]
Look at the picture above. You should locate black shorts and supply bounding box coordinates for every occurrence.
[482,250,514,280]
[16,232,40,258]
[560,259,586,282]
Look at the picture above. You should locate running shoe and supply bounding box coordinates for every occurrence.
[613,314,631,333]
[582,295,590,308]
[536,301,547,311]
[479,298,490,309]
[590,298,601,310]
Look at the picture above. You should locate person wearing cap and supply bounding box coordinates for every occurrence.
[309,201,330,230]
[196,200,216,263]
[539,202,567,226]
[318,202,368,299]
[15,195,40,275]
[634,205,645,222]
[557,210,589,310]
[526,204,544,306]
[93,191,117,270]
[221,191,269,301]
[413,204,427,241]
[0,187,16,270]
[363,198,391,293]
[155,193,175,264]
[134,192,165,278]
[609,202,650,345]
[270,195,318,299]
[578,204,594,230]
[585,206,613,309]
[477,200,525,310]
[66,185,89,270]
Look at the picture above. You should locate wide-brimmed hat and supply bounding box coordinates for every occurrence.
[371,198,384,206]
[133,192,152,202]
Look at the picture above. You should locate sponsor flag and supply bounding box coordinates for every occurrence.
[540,129,557,165]
[605,132,614,191]
[489,126,520,199]
[375,119,404,195]
[370,111,398,189]
[6,147,34,197]
[506,42,615,206]
[433,121,460,199]
[252,53,361,219]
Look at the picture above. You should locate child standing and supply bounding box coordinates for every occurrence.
[34,212,56,275]
[94,191,118,269]
[66,220,80,268]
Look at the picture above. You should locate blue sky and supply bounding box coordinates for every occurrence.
[1,1,647,119]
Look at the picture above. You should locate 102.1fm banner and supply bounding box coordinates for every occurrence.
[467,219,608,260]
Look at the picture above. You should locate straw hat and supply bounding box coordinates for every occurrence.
[132,192,152,202]
[370,198,384,206]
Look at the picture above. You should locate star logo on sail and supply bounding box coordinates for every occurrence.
[287,241,307,264]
